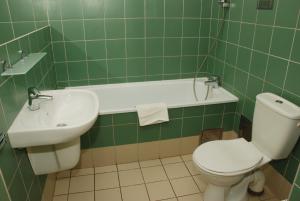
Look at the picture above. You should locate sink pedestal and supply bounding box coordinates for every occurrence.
[27,137,80,175]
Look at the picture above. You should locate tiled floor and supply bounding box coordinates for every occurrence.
[52,155,279,201]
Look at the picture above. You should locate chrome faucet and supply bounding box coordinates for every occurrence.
[28,87,53,111]
[204,76,220,88]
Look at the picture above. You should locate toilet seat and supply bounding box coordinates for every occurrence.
[193,138,263,176]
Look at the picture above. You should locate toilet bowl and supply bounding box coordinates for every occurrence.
[193,138,270,201]
[192,93,300,201]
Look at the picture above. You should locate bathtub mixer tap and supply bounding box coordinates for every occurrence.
[28,87,53,111]
[204,76,220,88]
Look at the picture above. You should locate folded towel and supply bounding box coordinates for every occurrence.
[136,103,169,126]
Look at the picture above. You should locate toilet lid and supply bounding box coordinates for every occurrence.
[193,138,263,176]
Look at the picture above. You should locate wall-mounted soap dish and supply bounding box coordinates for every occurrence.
[1,52,47,76]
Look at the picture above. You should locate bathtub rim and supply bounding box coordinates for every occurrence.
[68,78,239,115]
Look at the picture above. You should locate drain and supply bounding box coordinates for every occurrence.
[56,123,67,127]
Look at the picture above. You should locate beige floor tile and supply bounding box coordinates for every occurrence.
[159,139,180,158]
[68,191,94,201]
[95,188,122,201]
[161,156,182,165]
[177,193,203,201]
[92,147,116,167]
[170,177,199,197]
[185,161,200,176]
[56,171,70,179]
[116,144,138,164]
[117,162,140,171]
[71,168,94,177]
[180,136,199,155]
[53,195,68,201]
[139,141,160,160]
[140,159,162,168]
[163,199,178,201]
[193,175,207,192]
[146,180,175,201]
[248,195,261,201]
[69,175,94,193]
[54,178,70,195]
[75,150,93,169]
[119,169,144,186]
[259,187,275,200]
[95,165,117,174]
[142,166,168,183]
[95,172,119,190]
[164,162,190,179]
[181,154,193,162]
[121,184,149,201]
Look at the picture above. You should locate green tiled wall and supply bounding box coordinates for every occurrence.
[49,0,212,87]
[206,0,300,184]
[80,103,236,149]
[289,165,300,201]
[0,0,48,44]
[0,27,56,201]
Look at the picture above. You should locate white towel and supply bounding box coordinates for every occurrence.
[136,103,169,126]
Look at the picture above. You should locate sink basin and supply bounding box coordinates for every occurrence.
[8,89,99,148]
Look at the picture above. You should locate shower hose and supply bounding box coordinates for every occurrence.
[193,7,228,101]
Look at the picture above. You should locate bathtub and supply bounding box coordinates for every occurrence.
[72,78,238,115]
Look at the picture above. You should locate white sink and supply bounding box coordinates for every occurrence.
[8,89,99,148]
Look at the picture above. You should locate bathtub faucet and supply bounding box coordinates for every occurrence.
[28,87,53,111]
[204,76,220,88]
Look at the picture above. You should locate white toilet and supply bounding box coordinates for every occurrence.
[193,93,300,201]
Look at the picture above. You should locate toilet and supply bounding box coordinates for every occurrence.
[193,93,300,201]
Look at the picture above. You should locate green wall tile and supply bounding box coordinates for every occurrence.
[250,51,268,79]
[90,126,114,147]
[164,57,181,74]
[291,30,300,63]
[107,59,126,77]
[145,0,164,17]
[126,19,145,38]
[182,116,203,137]
[165,0,183,17]
[0,174,10,201]
[203,115,222,130]
[165,19,182,37]
[84,20,105,40]
[105,19,125,39]
[266,56,288,88]
[285,157,300,183]
[139,125,160,142]
[270,27,294,59]
[88,60,107,79]
[63,20,85,41]
[246,76,263,101]
[127,58,145,77]
[285,62,300,96]
[61,0,83,19]
[161,119,182,139]
[68,61,88,80]
[104,0,124,18]
[115,124,137,145]
[127,39,145,58]
[9,171,27,201]
[253,25,272,53]
[275,0,300,28]
[125,0,144,17]
[82,0,104,19]
[114,113,138,125]
[289,185,300,201]
[86,40,106,60]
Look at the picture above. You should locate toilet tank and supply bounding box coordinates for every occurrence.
[252,93,300,159]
